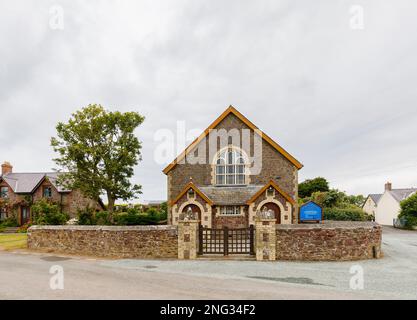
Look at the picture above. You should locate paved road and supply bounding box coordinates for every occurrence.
[0,226,416,299]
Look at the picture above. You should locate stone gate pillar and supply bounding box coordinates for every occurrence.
[178,208,200,259]
[255,210,277,261]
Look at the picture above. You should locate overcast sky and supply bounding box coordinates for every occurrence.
[1,0,417,202]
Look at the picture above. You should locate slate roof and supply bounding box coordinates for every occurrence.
[0,172,71,194]
[389,188,417,203]
[199,185,264,205]
[369,194,382,204]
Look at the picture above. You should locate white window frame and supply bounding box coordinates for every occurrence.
[218,206,242,216]
[215,149,247,186]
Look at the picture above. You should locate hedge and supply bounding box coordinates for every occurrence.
[323,207,371,221]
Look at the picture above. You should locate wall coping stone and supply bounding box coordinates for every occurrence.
[28,225,178,232]
[276,221,379,230]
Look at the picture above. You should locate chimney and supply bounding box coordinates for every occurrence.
[385,181,392,192]
[1,162,13,176]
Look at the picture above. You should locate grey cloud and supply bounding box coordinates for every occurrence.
[1,0,417,201]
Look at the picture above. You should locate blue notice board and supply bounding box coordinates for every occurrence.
[299,201,323,222]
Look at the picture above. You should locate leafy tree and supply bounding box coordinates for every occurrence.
[51,104,145,216]
[298,177,329,198]
[398,193,417,228]
[346,194,366,207]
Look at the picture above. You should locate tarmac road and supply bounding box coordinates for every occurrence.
[0,226,416,299]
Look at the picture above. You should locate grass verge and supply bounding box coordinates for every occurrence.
[0,233,27,250]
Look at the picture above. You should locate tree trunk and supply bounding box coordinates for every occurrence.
[107,194,115,223]
[107,195,115,213]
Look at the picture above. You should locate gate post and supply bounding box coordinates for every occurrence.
[224,227,229,256]
[178,219,200,260]
[255,215,276,261]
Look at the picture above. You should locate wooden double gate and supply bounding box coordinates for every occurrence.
[198,225,255,256]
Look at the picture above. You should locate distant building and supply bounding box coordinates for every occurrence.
[0,162,104,225]
[362,194,382,217]
[364,182,417,226]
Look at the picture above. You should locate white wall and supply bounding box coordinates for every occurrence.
[375,192,400,226]
[363,197,377,216]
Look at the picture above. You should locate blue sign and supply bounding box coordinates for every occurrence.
[299,201,323,222]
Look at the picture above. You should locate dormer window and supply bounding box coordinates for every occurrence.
[215,149,246,186]
[43,186,53,198]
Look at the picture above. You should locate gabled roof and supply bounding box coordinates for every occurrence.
[171,182,214,206]
[389,188,417,203]
[0,172,70,194]
[246,180,296,205]
[163,105,303,174]
[368,194,382,205]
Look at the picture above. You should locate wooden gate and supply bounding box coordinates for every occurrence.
[198,225,255,256]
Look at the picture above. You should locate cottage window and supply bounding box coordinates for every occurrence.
[43,186,53,198]
[219,206,241,216]
[215,149,246,185]
[0,187,8,198]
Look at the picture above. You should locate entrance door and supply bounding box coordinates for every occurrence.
[21,206,30,225]
[261,203,281,224]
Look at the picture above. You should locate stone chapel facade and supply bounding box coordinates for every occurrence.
[163,106,303,229]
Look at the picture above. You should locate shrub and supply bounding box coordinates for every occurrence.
[324,207,371,221]
[0,217,19,227]
[398,193,417,228]
[114,208,160,226]
[18,222,32,233]
[31,199,69,225]
[77,207,96,225]
[95,211,112,225]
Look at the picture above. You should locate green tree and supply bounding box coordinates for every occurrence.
[398,193,417,228]
[346,194,366,207]
[51,104,145,215]
[298,177,329,198]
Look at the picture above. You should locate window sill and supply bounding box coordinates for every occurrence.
[214,185,248,187]
[218,214,245,217]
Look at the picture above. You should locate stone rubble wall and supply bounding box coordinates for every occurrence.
[27,225,178,259]
[276,221,382,261]
[27,221,382,261]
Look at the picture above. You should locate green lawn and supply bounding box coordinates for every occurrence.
[0,234,27,250]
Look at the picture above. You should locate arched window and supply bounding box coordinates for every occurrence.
[215,149,246,185]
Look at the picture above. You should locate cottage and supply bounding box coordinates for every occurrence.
[163,106,303,228]
[364,182,417,226]
[0,162,104,225]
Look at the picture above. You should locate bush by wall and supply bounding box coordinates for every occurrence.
[31,199,69,225]
[77,207,167,226]
[324,207,371,222]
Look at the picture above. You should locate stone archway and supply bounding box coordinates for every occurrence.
[182,204,202,221]
[260,202,281,224]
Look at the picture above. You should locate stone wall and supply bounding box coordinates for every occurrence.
[27,225,178,259]
[276,221,382,261]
